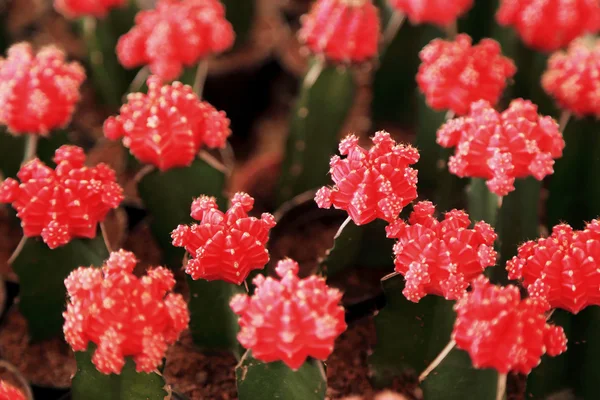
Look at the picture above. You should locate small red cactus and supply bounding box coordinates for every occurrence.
[507,221,600,314]
[230,259,347,370]
[0,43,85,136]
[63,250,189,374]
[103,76,231,171]
[542,37,600,117]
[171,193,276,284]
[0,380,26,400]
[437,99,565,196]
[389,0,473,27]
[116,0,234,81]
[315,131,419,225]
[386,201,497,302]
[298,0,381,63]
[496,0,600,52]
[54,0,126,18]
[417,34,516,116]
[0,146,123,249]
[453,276,567,374]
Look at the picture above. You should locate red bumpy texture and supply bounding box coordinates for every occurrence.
[116,0,234,81]
[389,0,473,27]
[507,220,600,314]
[386,201,497,302]
[298,0,381,63]
[542,37,600,117]
[171,193,276,284]
[417,34,516,116]
[0,381,26,400]
[437,99,564,196]
[0,42,85,136]
[54,0,126,18]
[496,0,600,52]
[103,76,231,171]
[0,146,123,249]
[230,259,347,370]
[453,276,567,374]
[63,250,189,374]
[315,131,419,225]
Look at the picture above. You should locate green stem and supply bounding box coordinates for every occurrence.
[23,135,38,164]
[193,59,209,99]
[467,178,499,226]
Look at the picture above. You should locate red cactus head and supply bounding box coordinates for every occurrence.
[389,0,473,27]
[453,276,567,374]
[437,99,565,196]
[542,37,600,117]
[63,250,189,374]
[0,380,26,400]
[54,0,126,18]
[496,0,600,52]
[171,192,276,284]
[230,259,347,370]
[315,131,419,225]
[0,146,123,249]
[417,34,516,116]
[0,43,85,136]
[298,0,381,63]
[103,76,231,171]
[386,201,497,302]
[116,0,235,81]
[507,220,600,314]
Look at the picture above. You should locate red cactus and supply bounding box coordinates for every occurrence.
[0,381,25,400]
[389,0,473,27]
[171,193,276,284]
[507,220,600,314]
[315,131,419,225]
[0,43,85,135]
[116,0,234,81]
[63,250,189,374]
[542,37,600,117]
[386,201,497,302]
[417,34,516,116]
[103,76,231,171]
[453,276,567,374]
[437,99,564,196]
[496,0,600,52]
[54,0,126,18]
[0,146,123,249]
[230,259,347,370]
[298,0,381,63]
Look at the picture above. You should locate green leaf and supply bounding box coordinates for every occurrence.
[494,177,541,283]
[72,344,167,400]
[547,118,600,230]
[467,178,499,226]
[221,0,255,49]
[421,348,498,400]
[276,61,356,206]
[369,274,456,387]
[187,277,244,356]
[0,129,71,179]
[12,235,109,341]
[137,157,227,269]
[236,352,327,400]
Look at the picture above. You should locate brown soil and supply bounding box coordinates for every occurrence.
[0,309,75,388]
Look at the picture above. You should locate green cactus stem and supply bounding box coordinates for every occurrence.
[467,178,499,226]
[221,0,255,49]
[276,58,356,206]
[71,344,168,400]
[10,234,109,341]
[79,1,139,108]
[136,156,227,269]
[236,351,327,400]
[186,277,244,356]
